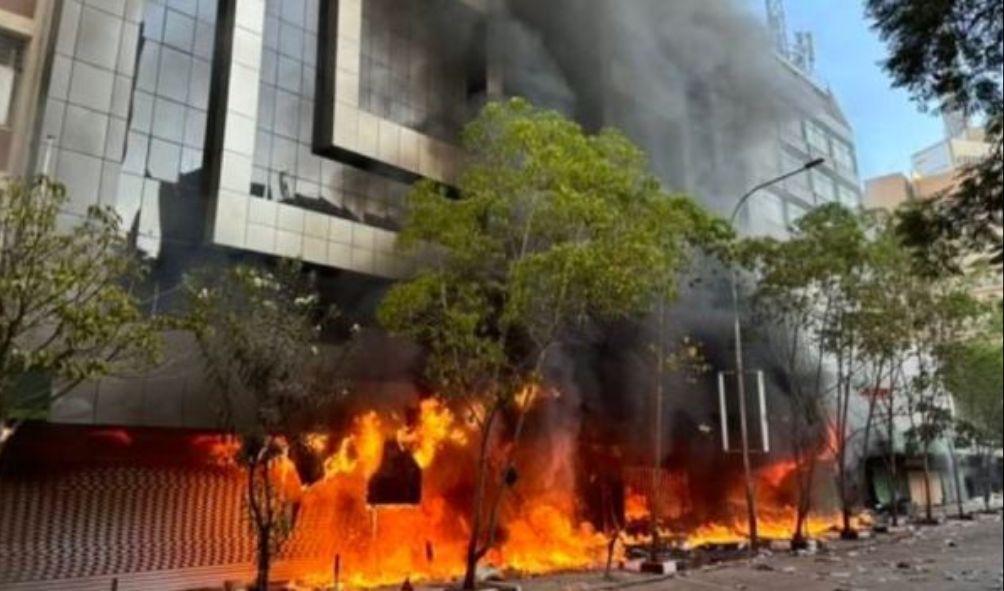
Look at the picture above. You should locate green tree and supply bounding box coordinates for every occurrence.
[741,251,830,544]
[377,98,728,589]
[866,0,1003,268]
[942,304,1003,510]
[0,176,162,453]
[743,204,874,537]
[900,283,985,522]
[187,262,348,591]
[853,216,918,526]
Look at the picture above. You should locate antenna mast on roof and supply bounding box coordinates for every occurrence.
[765,0,789,58]
[793,31,815,75]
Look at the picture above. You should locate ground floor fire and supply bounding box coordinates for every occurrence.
[0,393,855,589]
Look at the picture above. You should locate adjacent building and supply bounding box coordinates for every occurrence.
[0,0,57,176]
[864,115,1002,301]
[865,116,993,210]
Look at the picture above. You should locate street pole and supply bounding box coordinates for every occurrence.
[727,157,824,554]
[650,298,665,561]
[729,267,759,552]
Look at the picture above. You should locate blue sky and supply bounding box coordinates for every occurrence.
[756,0,947,182]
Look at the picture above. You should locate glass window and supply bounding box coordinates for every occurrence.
[811,169,836,203]
[116,1,218,185]
[805,120,830,156]
[748,190,787,237]
[0,35,23,127]
[782,151,809,194]
[832,140,855,174]
[782,118,804,147]
[359,0,474,143]
[249,0,413,230]
[786,199,809,226]
[838,184,860,208]
[760,191,786,225]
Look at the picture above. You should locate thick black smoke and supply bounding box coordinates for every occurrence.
[299,0,853,529]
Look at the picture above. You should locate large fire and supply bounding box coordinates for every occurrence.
[215,396,851,588]
[275,398,608,589]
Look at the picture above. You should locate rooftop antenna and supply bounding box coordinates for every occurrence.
[793,31,816,75]
[765,0,789,58]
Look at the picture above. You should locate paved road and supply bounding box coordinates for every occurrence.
[640,513,1003,591]
[0,514,998,590]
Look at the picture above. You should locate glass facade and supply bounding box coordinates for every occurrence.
[781,150,810,195]
[31,0,480,427]
[810,168,836,203]
[832,138,855,175]
[0,33,22,126]
[805,119,829,157]
[248,0,412,231]
[837,183,859,208]
[359,0,468,143]
[130,0,216,184]
[39,0,219,254]
[750,189,787,237]
[252,0,322,201]
[775,109,862,226]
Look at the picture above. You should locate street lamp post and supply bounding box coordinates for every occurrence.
[727,157,824,554]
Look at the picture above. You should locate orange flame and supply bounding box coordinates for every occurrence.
[278,396,608,589]
[201,395,856,588]
[397,399,468,468]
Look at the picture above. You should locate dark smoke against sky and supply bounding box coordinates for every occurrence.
[478,0,809,435]
[494,0,801,213]
[316,0,854,525]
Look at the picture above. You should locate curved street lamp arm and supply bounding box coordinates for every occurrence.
[728,157,826,227]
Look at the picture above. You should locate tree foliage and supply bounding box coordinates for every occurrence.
[853,218,920,524]
[0,176,162,442]
[745,215,925,537]
[867,0,1004,267]
[943,306,1003,449]
[743,203,885,534]
[899,275,986,519]
[186,261,344,591]
[187,262,334,435]
[379,98,728,406]
[947,313,1004,509]
[377,98,728,588]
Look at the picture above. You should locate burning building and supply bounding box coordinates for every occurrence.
[0,0,866,588]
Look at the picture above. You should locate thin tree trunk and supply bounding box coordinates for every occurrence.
[885,402,900,526]
[475,391,536,563]
[793,454,816,544]
[463,404,500,591]
[601,481,622,579]
[859,360,885,508]
[982,449,991,511]
[948,440,966,518]
[921,445,934,522]
[256,527,270,591]
[247,450,272,591]
[835,346,853,535]
[605,534,618,579]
